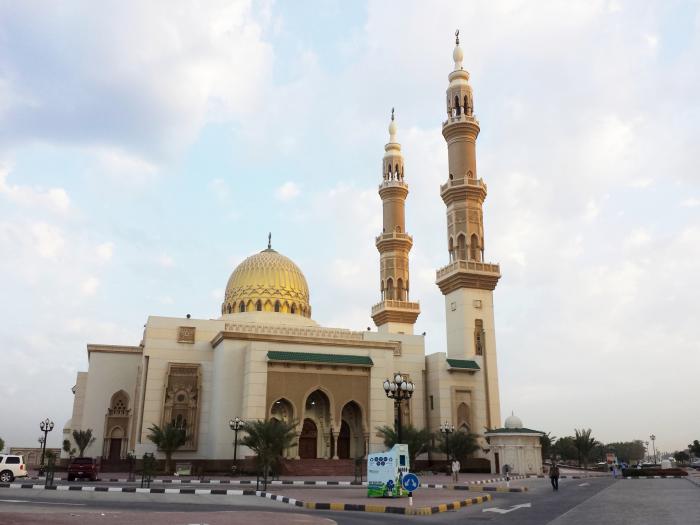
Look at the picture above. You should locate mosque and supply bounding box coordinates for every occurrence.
[63,36,540,474]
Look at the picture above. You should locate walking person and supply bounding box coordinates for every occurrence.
[451,458,461,483]
[549,463,560,491]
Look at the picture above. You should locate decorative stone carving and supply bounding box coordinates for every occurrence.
[177,326,196,344]
[162,363,201,451]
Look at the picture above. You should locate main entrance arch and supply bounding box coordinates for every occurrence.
[299,418,318,459]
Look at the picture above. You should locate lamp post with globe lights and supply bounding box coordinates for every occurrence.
[650,435,657,464]
[39,418,54,475]
[229,417,243,463]
[382,373,415,444]
[440,422,455,461]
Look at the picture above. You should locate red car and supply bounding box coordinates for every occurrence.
[67,457,99,481]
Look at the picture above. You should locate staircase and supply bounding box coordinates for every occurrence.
[279,459,364,476]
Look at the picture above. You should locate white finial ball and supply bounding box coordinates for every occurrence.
[453,43,464,68]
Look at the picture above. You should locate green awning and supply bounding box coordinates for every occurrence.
[267,351,373,367]
[446,358,481,370]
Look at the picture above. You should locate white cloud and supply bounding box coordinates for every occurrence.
[0,165,71,214]
[96,242,114,262]
[80,276,100,296]
[624,229,652,248]
[208,178,232,203]
[158,253,175,268]
[680,197,700,208]
[275,181,301,201]
[31,223,65,259]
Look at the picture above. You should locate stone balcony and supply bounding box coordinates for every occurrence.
[442,113,480,128]
[371,299,421,326]
[371,299,421,316]
[436,259,501,293]
[439,176,486,195]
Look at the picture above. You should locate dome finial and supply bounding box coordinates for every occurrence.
[267,232,271,250]
[453,29,464,70]
[388,108,398,142]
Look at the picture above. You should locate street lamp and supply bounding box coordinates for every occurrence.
[644,441,649,463]
[382,372,415,444]
[39,418,54,475]
[229,417,243,463]
[650,435,657,464]
[440,422,455,461]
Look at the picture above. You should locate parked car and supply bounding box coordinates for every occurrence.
[690,460,700,470]
[0,454,28,482]
[67,457,99,481]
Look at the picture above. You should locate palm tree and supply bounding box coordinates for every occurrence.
[72,429,96,457]
[376,425,432,469]
[540,432,557,461]
[240,419,297,482]
[573,428,598,470]
[147,423,187,474]
[437,430,480,464]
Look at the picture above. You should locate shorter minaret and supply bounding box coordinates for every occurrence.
[371,109,420,333]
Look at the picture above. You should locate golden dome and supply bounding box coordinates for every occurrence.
[222,248,311,317]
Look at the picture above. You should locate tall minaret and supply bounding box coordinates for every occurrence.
[371,109,420,334]
[435,31,501,429]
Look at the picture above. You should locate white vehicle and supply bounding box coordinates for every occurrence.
[0,454,28,482]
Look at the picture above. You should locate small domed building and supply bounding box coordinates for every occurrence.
[64,36,509,473]
[485,413,544,475]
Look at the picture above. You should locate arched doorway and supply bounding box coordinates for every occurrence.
[108,427,123,462]
[337,420,350,459]
[303,389,332,458]
[299,419,318,459]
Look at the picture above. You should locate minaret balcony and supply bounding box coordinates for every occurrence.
[440,177,487,204]
[442,113,480,128]
[375,232,413,251]
[371,299,421,326]
[436,259,501,293]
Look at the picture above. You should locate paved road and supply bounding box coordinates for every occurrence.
[1,476,698,524]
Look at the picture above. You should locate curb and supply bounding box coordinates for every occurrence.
[623,476,688,479]
[453,485,527,493]
[0,482,492,514]
[302,494,492,515]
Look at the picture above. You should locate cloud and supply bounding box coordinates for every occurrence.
[96,242,114,262]
[80,276,100,296]
[680,197,700,208]
[275,181,301,201]
[158,253,175,268]
[0,1,273,162]
[0,165,70,214]
[31,223,66,259]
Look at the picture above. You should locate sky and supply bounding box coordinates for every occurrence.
[0,0,698,454]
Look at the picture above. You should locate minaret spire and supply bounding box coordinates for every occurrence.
[267,232,272,250]
[371,110,420,333]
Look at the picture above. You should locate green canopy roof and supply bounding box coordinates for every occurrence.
[446,358,480,370]
[267,351,373,367]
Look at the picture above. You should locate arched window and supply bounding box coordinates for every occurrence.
[274,300,281,312]
[397,278,405,301]
[448,237,454,262]
[256,300,262,311]
[386,278,394,300]
[454,95,461,115]
[457,234,467,260]
[381,280,385,300]
[227,304,232,314]
[470,234,480,261]
[239,301,246,313]
[291,304,296,315]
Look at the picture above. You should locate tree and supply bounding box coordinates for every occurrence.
[573,428,598,469]
[147,423,187,474]
[437,430,480,465]
[72,429,96,457]
[0,437,4,453]
[540,432,557,460]
[240,419,297,480]
[688,440,700,458]
[606,441,645,463]
[62,439,76,458]
[376,424,432,469]
[553,436,578,462]
[674,451,690,464]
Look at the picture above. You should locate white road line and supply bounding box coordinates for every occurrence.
[0,499,86,506]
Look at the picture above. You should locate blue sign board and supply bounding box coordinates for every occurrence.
[401,473,420,492]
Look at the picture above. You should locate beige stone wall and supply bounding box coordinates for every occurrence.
[79,350,141,458]
[443,288,501,430]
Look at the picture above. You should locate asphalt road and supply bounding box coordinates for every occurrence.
[1,476,698,525]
